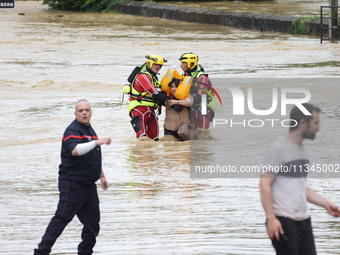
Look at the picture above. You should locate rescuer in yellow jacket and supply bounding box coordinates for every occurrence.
[128,55,169,141]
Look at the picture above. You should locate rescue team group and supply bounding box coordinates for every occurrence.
[33,53,340,255]
[123,52,217,142]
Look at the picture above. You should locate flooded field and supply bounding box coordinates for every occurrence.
[0,1,339,255]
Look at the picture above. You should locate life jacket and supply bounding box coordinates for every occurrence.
[128,67,161,114]
[160,68,182,95]
[174,77,192,100]
[160,69,192,100]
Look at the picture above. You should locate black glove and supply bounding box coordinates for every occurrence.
[193,94,202,105]
[171,104,183,112]
[152,92,168,106]
[193,94,212,105]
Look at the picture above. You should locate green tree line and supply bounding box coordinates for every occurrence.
[43,0,114,11]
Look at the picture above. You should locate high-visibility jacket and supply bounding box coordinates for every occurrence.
[184,65,215,111]
[128,70,160,114]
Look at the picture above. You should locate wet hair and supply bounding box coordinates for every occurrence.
[289,103,321,131]
[168,78,181,87]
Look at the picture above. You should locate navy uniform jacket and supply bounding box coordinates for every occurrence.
[59,120,102,185]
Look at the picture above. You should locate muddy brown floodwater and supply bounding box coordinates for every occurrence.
[1,1,339,255]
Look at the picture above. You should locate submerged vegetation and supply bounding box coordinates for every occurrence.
[291,17,319,35]
[42,0,126,11]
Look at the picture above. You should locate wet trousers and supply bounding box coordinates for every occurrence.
[130,106,159,140]
[164,128,182,141]
[34,180,100,255]
[190,107,213,130]
[271,216,316,255]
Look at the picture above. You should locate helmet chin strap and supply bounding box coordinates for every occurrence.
[187,64,198,74]
[146,65,158,75]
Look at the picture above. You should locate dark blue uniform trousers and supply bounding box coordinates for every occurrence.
[34,180,100,255]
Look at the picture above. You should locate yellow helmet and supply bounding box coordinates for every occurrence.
[179,52,199,69]
[145,55,167,69]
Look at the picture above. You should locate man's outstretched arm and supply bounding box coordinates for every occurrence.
[306,185,340,217]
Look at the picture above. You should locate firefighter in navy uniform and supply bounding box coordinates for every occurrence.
[34,99,111,255]
[179,52,215,130]
[128,55,169,141]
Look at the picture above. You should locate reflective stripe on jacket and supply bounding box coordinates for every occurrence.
[128,70,161,113]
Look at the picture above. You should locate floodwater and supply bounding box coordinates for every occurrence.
[1,1,340,255]
[165,0,326,17]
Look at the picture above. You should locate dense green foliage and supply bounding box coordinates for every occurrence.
[291,17,319,35]
[43,0,121,11]
[291,18,311,35]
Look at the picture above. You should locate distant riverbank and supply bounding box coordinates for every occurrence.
[114,1,322,36]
